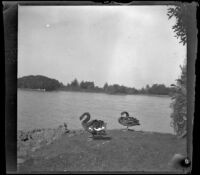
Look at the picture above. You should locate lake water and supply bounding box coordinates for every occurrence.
[17,89,174,134]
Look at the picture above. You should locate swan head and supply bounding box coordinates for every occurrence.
[121,111,129,117]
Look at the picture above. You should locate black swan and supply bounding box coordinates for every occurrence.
[80,112,107,137]
[118,111,140,130]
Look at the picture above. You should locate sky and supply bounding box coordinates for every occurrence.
[18,5,186,89]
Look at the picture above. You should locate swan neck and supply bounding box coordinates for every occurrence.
[121,111,129,117]
[80,112,91,124]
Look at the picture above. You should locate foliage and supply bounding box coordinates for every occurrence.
[167,4,187,45]
[18,75,63,91]
[70,79,79,88]
[80,81,95,90]
[167,4,187,137]
[142,84,172,95]
[170,65,187,137]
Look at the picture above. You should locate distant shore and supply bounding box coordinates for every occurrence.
[17,125,186,172]
[18,88,170,97]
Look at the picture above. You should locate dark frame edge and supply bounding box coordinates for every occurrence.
[3,1,198,174]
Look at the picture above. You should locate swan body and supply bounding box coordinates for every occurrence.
[80,112,107,136]
[118,111,140,130]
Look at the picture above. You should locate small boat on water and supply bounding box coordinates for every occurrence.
[118,111,140,131]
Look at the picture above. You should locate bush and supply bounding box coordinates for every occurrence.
[170,65,187,137]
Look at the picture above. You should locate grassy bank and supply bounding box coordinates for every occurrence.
[17,128,187,173]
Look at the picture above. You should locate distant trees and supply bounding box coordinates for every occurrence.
[103,83,109,92]
[147,84,171,95]
[18,75,175,96]
[65,79,80,90]
[80,81,95,90]
[138,84,172,95]
[104,84,124,94]
[66,79,95,91]
[18,75,63,91]
[64,79,172,95]
[70,79,79,88]
[104,84,138,94]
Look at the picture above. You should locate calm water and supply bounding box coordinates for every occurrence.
[17,89,174,134]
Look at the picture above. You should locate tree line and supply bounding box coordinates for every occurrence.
[60,78,175,95]
[18,75,175,95]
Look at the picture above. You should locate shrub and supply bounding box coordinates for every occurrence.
[170,65,187,137]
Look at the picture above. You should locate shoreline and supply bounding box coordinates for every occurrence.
[18,127,175,136]
[18,88,170,97]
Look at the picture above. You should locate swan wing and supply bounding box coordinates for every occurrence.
[118,116,140,126]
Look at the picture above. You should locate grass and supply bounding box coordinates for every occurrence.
[17,129,187,173]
